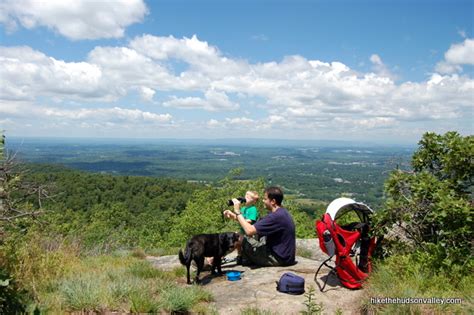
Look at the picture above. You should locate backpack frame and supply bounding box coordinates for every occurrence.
[314,198,377,291]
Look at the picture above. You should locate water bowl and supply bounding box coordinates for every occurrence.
[226,271,241,281]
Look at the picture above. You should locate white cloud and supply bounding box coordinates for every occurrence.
[0,100,172,125]
[139,87,156,102]
[66,107,172,124]
[445,38,474,65]
[130,34,249,80]
[130,34,218,62]
[207,119,221,128]
[334,116,397,129]
[434,61,462,74]
[0,0,148,40]
[0,46,108,101]
[163,90,239,111]
[225,117,255,126]
[370,54,397,80]
[435,38,474,74]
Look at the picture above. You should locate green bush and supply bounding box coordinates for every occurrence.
[0,269,27,314]
[374,132,473,275]
[366,132,473,314]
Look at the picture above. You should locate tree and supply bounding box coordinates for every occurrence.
[412,131,473,194]
[0,134,47,233]
[165,170,266,247]
[374,132,473,273]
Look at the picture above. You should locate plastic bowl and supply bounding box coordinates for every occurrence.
[226,271,241,281]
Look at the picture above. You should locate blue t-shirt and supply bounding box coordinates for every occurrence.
[253,207,296,265]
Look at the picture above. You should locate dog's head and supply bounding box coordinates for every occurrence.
[220,232,240,254]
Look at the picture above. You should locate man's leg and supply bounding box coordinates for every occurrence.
[241,236,281,266]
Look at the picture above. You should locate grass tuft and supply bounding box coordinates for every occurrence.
[129,290,160,313]
[128,260,170,279]
[240,306,279,315]
[60,275,103,312]
[160,284,213,313]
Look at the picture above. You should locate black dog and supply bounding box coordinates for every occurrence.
[179,232,240,284]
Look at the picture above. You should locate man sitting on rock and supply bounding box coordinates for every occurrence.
[231,186,296,266]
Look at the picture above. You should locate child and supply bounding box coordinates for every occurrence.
[223,190,260,262]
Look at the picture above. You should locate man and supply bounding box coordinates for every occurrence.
[231,186,296,266]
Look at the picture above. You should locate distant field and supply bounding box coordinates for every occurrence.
[7,138,413,207]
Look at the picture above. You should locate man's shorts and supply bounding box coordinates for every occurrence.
[241,235,283,266]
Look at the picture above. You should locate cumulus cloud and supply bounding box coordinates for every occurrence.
[0,0,148,40]
[0,46,107,101]
[435,38,474,74]
[445,39,474,65]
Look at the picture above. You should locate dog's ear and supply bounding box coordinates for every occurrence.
[219,233,227,243]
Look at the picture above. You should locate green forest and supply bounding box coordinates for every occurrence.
[8,138,414,209]
[0,132,472,313]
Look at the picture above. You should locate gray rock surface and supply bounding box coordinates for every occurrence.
[147,239,364,314]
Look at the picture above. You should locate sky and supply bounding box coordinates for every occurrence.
[0,0,473,145]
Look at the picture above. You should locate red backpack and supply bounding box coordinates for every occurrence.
[315,198,377,291]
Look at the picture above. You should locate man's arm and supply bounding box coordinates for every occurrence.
[237,214,257,235]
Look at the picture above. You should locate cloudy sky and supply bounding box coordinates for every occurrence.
[0,0,472,144]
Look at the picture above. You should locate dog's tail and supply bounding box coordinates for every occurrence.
[178,242,192,265]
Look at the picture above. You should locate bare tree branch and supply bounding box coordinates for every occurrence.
[0,142,49,231]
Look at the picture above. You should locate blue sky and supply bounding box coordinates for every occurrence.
[0,0,472,144]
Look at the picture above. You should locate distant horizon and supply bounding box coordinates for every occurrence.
[7,135,417,148]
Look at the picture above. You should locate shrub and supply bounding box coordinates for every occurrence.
[1,232,81,299]
[374,132,473,275]
[0,269,27,314]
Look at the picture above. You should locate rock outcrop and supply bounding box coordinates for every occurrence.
[147,239,364,314]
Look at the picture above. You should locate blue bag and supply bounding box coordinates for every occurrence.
[276,272,305,295]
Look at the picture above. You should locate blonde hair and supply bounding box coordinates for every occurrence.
[246,191,259,201]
